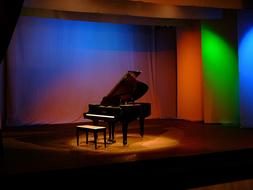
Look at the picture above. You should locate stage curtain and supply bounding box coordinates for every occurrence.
[201,11,240,124]
[6,16,177,126]
[176,23,203,121]
[238,10,253,128]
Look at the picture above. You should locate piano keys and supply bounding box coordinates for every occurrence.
[83,71,151,145]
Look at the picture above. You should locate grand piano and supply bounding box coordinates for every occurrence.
[83,70,151,145]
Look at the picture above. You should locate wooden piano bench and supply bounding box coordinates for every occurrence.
[76,125,106,149]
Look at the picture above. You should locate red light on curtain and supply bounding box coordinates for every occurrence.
[176,24,203,121]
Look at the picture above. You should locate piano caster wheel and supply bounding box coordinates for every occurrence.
[107,139,116,144]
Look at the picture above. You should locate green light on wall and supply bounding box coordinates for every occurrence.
[201,23,239,124]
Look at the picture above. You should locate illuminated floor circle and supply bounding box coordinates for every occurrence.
[71,130,180,153]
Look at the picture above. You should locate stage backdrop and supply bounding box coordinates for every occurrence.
[6,16,177,126]
[201,11,240,125]
[238,10,253,128]
[176,23,203,121]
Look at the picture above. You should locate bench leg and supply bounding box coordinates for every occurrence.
[94,131,98,149]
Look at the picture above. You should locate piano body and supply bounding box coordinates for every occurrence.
[83,71,151,145]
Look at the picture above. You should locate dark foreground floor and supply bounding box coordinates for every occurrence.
[1,119,253,189]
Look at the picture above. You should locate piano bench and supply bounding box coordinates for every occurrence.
[76,125,106,149]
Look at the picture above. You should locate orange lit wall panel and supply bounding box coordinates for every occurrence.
[176,23,203,121]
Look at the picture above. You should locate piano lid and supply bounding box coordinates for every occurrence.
[101,70,149,106]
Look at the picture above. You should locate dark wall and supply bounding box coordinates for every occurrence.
[0,0,23,62]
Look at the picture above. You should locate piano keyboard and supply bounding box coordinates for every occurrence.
[85,113,115,119]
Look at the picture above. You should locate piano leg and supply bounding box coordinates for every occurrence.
[122,122,128,145]
[107,122,116,144]
[108,124,112,141]
[112,123,115,142]
[139,117,144,137]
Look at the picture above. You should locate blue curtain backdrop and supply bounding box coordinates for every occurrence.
[238,10,253,128]
[6,16,177,126]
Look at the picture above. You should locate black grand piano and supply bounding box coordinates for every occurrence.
[83,70,151,145]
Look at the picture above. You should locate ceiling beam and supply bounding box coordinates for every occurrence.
[23,0,222,20]
[128,0,246,9]
[22,8,203,27]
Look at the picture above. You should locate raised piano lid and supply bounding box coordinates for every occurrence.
[101,70,149,106]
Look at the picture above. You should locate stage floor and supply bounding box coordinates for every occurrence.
[1,119,253,188]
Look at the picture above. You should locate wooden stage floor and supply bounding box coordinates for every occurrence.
[1,119,253,188]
